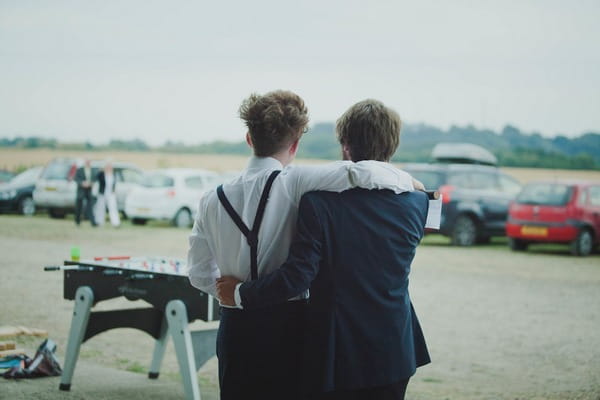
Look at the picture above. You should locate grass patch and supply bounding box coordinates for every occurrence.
[422,377,444,383]
[125,361,146,374]
[80,348,103,359]
[115,357,146,374]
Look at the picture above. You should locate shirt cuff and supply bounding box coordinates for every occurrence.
[234,283,244,309]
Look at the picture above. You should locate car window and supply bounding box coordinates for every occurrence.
[41,162,72,180]
[589,186,600,206]
[141,174,174,188]
[121,168,142,183]
[404,170,445,190]
[10,167,42,186]
[448,171,496,190]
[498,174,522,195]
[119,168,142,184]
[517,183,573,206]
[577,188,588,206]
[185,176,205,189]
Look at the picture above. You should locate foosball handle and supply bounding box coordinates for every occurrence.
[44,266,61,271]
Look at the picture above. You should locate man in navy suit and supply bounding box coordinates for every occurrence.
[217,99,431,400]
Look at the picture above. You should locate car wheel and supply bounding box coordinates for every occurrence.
[173,208,192,228]
[132,218,147,225]
[49,208,66,219]
[508,238,528,251]
[19,196,36,216]
[570,228,594,256]
[451,215,478,246]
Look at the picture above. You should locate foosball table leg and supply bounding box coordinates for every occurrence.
[148,316,169,379]
[59,286,94,391]
[166,300,201,400]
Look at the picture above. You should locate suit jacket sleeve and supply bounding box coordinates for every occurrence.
[74,169,84,186]
[239,194,323,309]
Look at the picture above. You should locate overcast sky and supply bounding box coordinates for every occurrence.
[1,0,599,145]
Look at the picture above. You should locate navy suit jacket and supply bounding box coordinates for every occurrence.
[240,188,431,393]
[97,171,116,195]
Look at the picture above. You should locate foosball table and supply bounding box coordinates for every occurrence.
[45,256,220,400]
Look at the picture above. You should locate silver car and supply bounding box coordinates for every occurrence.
[33,158,142,218]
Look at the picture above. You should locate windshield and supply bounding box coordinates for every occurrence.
[41,162,72,180]
[517,183,573,206]
[11,167,42,186]
[141,173,174,188]
[404,170,445,190]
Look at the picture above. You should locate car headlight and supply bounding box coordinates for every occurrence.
[0,190,17,199]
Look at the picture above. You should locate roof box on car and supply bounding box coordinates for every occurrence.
[431,143,497,166]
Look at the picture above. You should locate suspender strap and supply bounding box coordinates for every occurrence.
[216,170,281,280]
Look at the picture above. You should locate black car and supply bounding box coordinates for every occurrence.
[403,144,522,245]
[0,166,43,216]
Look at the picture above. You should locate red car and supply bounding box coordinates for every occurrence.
[506,181,600,256]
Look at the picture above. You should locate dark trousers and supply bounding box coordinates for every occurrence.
[216,301,306,400]
[308,378,410,400]
[75,189,94,225]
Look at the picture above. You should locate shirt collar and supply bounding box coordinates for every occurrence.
[246,156,283,172]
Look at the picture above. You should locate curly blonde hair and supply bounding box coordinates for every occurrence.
[239,90,309,157]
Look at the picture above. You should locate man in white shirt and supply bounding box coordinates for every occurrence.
[95,162,120,227]
[187,90,420,400]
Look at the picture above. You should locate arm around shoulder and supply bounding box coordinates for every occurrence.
[239,194,324,309]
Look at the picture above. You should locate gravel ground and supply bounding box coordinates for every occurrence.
[0,215,599,400]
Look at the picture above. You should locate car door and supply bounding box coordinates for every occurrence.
[472,171,509,232]
[115,168,142,211]
[586,185,600,238]
[496,172,522,223]
[183,175,207,217]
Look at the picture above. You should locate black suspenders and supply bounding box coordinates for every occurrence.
[216,170,281,280]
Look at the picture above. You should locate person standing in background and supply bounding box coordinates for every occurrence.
[74,159,96,226]
[95,161,120,227]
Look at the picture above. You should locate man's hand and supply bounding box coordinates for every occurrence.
[412,177,425,192]
[216,276,242,306]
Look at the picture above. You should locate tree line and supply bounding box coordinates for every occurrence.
[1,123,599,170]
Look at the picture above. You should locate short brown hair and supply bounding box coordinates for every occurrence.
[239,90,309,157]
[336,99,401,162]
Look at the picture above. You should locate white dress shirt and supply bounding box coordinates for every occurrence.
[187,157,414,303]
[104,172,114,196]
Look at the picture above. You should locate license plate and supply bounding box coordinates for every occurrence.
[137,208,150,213]
[45,187,57,191]
[521,226,548,236]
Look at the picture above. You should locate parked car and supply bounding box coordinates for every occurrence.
[403,143,522,245]
[125,168,220,228]
[0,166,43,216]
[33,158,142,218]
[506,181,600,256]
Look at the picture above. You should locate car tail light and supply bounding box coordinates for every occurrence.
[166,189,176,198]
[67,164,77,181]
[439,185,454,204]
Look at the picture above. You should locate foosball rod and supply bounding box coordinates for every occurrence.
[43,266,95,272]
